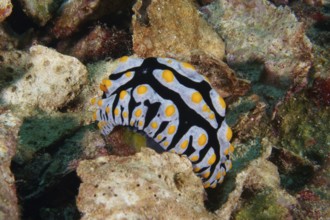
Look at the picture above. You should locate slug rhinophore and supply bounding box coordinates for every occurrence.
[92,56,234,188]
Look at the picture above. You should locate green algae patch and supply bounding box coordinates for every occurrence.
[235,188,290,220]
[16,112,82,163]
[226,98,257,126]
[277,95,330,164]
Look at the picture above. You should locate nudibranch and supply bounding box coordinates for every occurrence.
[91,56,234,188]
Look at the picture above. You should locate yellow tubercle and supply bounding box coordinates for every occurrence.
[102,79,112,87]
[190,155,199,162]
[165,105,175,117]
[224,148,229,156]
[167,125,176,135]
[202,171,210,179]
[92,112,97,121]
[181,62,195,70]
[137,85,148,95]
[119,56,129,62]
[203,182,210,188]
[114,107,119,116]
[162,70,174,83]
[219,97,226,109]
[198,133,207,147]
[99,83,107,92]
[180,140,188,150]
[216,171,221,180]
[193,166,201,172]
[97,100,103,107]
[207,154,216,165]
[105,106,110,113]
[191,92,202,104]
[226,127,233,141]
[119,90,127,99]
[151,121,158,129]
[135,109,142,117]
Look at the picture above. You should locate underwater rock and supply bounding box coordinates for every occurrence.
[0,49,29,90]
[57,25,132,63]
[275,95,330,164]
[216,138,297,220]
[304,0,325,6]
[295,155,330,219]
[132,0,225,61]
[18,0,62,26]
[234,187,295,220]
[52,0,134,39]
[191,56,250,98]
[0,0,12,22]
[0,24,19,50]
[0,108,21,220]
[1,45,88,111]
[270,0,289,5]
[205,0,312,88]
[77,148,216,219]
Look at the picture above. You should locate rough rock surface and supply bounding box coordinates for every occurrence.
[1,45,88,111]
[205,0,312,87]
[52,0,134,39]
[77,148,216,220]
[0,109,21,220]
[0,50,29,90]
[216,138,297,220]
[132,0,225,61]
[0,24,19,50]
[18,0,61,26]
[57,25,132,63]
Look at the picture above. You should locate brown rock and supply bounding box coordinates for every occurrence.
[63,25,132,63]
[0,108,22,220]
[52,0,135,39]
[132,0,225,61]
[77,148,216,219]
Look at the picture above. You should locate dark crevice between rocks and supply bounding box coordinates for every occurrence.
[15,168,81,220]
[10,119,90,219]
[11,155,82,220]
[5,0,38,34]
[136,0,152,26]
[268,147,315,193]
